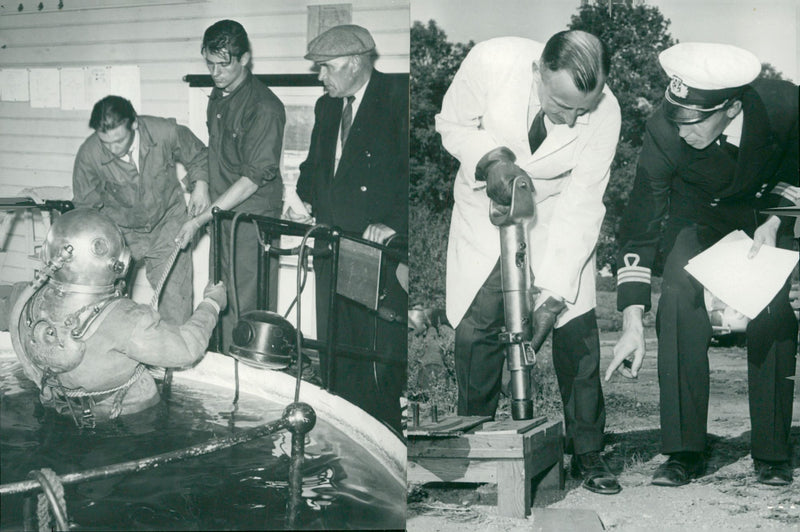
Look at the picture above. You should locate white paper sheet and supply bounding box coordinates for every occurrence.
[684,230,799,319]
[60,67,88,110]
[29,69,60,108]
[0,69,29,101]
[59,65,140,111]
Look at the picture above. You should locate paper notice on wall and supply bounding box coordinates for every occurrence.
[307,4,352,41]
[60,67,88,110]
[0,69,30,101]
[86,66,110,106]
[29,69,60,108]
[107,65,141,111]
[60,65,140,111]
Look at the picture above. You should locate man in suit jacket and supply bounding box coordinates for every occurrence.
[291,25,408,434]
[436,31,621,494]
[608,43,798,487]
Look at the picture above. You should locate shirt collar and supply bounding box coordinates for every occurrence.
[130,128,140,158]
[346,72,371,112]
[99,125,139,166]
[530,64,593,130]
[721,110,744,147]
[210,70,251,101]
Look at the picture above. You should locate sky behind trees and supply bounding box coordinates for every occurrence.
[410,0,798,82]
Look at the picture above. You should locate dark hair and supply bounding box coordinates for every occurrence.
[541,30,610,93]
[202,19,251,60]
[89,95,136,132]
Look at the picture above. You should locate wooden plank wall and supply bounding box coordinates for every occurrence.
[0,0,410,283]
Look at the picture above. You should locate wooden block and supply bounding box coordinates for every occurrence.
[406,415,491,437]
[525,438,563,482]
[409,435,525,459]
[407,457,498,483]
[477,416,547,434]
[497,459,528,518]
[532,509,604,532]
[407,417,566,519]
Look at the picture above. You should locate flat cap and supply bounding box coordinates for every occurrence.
[659,42,761,124]
[305,24,375,62]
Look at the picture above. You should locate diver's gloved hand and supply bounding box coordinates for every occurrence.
[530,295,567,352]
[202,281,227,313]
[475,146,529,206]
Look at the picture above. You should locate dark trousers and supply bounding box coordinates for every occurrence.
[656,225,797,460]
[314,257,406,434]
[124,203,193,325]
[455,261,606,455]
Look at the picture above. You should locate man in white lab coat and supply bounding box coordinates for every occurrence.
[436,31,621,494]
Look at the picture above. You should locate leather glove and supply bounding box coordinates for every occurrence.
[530,296,567,352]
[475,146,529,206]
[202,281,227,312]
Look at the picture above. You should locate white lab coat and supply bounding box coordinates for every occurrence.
[436,37,621,329]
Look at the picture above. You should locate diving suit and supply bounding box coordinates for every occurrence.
[9,208,226,426]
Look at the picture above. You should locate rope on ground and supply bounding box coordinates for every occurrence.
[29,468,69,532]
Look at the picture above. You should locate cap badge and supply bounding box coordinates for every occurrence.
[669,76,689,99]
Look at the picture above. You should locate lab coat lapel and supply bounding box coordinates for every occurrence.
[529,122,578,162]
[520,69,578,164]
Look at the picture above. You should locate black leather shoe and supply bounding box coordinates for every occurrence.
[652,452,705,486]
[570,451,621,495]
[755,459,793,486]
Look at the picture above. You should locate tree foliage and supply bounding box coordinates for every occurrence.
[410,20,473,211]
[410,2,786,282]
[758,62,787,81]
[569,0,676,268]
[570,1,675,146]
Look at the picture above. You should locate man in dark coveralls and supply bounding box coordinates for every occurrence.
[176,20,286,353]
[289,25,408,434]
[608,43,798,486]
[73,95,209,326]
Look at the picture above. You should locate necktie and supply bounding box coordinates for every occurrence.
[528,109,547,154]
[340,95,355,147]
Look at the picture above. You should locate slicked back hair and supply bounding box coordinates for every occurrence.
[541,30,609,93]
[202,19,251,61]
[89,95,136,132]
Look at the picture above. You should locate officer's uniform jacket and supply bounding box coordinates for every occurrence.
[436,37,621,328]
[617,79,799,311]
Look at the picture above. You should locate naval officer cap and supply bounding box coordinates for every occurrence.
[305,24,376,62]
[659,42,761,124]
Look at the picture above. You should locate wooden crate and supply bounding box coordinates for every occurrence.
[407,416,564,518]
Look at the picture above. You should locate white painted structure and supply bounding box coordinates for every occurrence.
[0,0,410,335]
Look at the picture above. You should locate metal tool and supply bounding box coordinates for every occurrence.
[490,175,537,420]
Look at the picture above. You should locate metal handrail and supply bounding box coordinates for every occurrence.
[0,402,316,529]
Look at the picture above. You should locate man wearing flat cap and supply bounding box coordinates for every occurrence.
[292,24,408,433]
[609,42,798,486]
